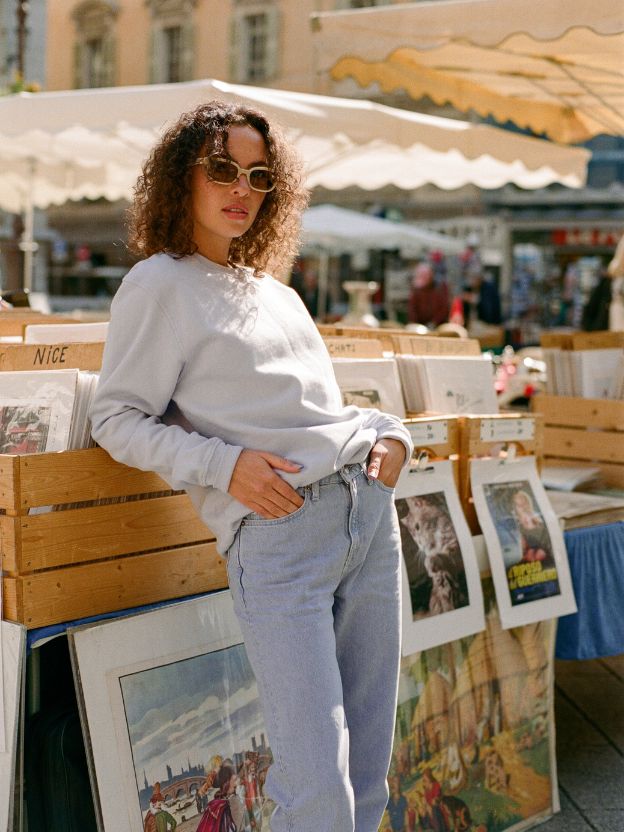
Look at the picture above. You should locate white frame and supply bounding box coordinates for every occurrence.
[471,456,577,629]
[395,460,485,654]
[332,357,406,418]
[0,621,25,832]
[69,591,264,832]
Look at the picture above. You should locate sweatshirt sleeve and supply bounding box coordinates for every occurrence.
[361,407,414,466]
[89,278,242,492]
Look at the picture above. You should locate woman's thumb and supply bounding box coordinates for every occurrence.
[262,452,301,471]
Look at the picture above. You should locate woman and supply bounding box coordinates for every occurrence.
[90,101,412,832]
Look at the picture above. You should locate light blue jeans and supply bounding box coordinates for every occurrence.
[227,463,402,832]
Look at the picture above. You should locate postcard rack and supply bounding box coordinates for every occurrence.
[458,413,544,533]
[0,448,228,628]
[532,394,624,488]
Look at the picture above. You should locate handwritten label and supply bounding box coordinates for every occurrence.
[407,420,448,447]
[479,417,535,442]
[33,345,68,366]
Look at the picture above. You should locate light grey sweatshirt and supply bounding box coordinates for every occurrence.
[90,253,413,554]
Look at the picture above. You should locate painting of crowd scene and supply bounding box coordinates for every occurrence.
[381,578,556,832]
[0,405,50,453]
[483,481,561,606]
[397,492,470,619]
[119,643,275,831]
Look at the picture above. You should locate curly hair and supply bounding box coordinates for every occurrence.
[127,100,309,275]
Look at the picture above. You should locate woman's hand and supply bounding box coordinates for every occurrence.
[228,449,304,519]
[367,438,406,488]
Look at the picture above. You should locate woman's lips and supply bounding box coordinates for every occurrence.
[222,205,249,220]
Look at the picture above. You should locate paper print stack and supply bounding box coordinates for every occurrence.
[0,621,26,832]
[542,346,624,398]
[382,578,558,832]
[331,356,406,417]
[396,355,498,414]
[0,370,98,455]
[24,321,109,344]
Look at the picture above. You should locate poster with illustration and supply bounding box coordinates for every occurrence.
[395,461,485,654]
[69,593,275,832]
[381,576,559,832]
[471,456,577,629]
[332,357,406,418]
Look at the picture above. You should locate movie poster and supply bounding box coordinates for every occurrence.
[471,457,577,629]
[381,577,558,832]
[395,462,485,654]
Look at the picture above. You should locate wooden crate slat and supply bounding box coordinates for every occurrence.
[323,338,384,358]
[14,448,171,510]
[0,314,77,337]
[6,493,213,573]
[2,542,227,628]
[0,454,18,513]
[393,335,481,356]
[0,341,104,372]
[532,395,624,430]
[571,331,624,350]
[543,426,624,465]
[403,416,459,460]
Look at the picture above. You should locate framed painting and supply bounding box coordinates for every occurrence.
[470,456,577,629]
[69,592,274,832]
[396,460,485,654]
[383,576,559,832]
[0,620,26,832]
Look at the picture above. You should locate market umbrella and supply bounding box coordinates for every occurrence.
[0,78,590,288]
[302,204,465,317]
[311,0,624,143]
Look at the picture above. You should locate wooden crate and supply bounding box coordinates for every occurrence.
[0,448,227,628]
[458,413,543,533]
[402,415,460,483]
[0,341,104,371]
[532,394,624,488]
[0,312,78,337]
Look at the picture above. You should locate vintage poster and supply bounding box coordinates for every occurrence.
[69,593,275,832]
[381,577,558,832]
[395,462,485,654]
[471,457,577,629]
[342,388,383,408]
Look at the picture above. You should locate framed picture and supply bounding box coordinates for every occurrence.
[69,592,274,832]
[471,456,577,629]
[383,576,559,832]
[395,460,485,654]
[0,620,26,832]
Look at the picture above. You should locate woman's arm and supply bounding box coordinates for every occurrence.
[90,279,242,492]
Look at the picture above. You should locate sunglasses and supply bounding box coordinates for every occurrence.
[193,155,276,193]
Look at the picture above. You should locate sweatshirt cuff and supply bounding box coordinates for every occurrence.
[377,428,414,467]
[207,443,244,493]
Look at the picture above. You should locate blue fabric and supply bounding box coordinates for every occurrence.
[556,522,624,660]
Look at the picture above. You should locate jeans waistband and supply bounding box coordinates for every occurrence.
[315,462,365,487]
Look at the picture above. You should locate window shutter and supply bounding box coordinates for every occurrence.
[180,20,195,81]
[73,40,84,89]
[149,26,161,84]
[102,34,116,87]
[229,13,245,84]
[264,6,280,81]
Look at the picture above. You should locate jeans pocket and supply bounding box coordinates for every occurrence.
[371,477,396,495]
[243,488,310,526]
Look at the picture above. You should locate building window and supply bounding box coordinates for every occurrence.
[230,5,280,84]
[147,0,195,84]
[72,1,117,89]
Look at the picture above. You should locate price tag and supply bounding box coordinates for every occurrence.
[479,417,535,442]
[407,420,448,447]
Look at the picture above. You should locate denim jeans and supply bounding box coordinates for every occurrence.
[227,463,402,832]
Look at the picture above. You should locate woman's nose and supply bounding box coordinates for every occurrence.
[232,174,251,195]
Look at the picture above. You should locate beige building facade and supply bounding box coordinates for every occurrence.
[45,0,396,95]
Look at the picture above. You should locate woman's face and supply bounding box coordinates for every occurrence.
[190,124,269,265]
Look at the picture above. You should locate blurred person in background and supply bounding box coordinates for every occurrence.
[582,236,624,331]
[408,262,449,328]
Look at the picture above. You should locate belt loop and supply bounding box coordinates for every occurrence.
[311,479,320,501]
